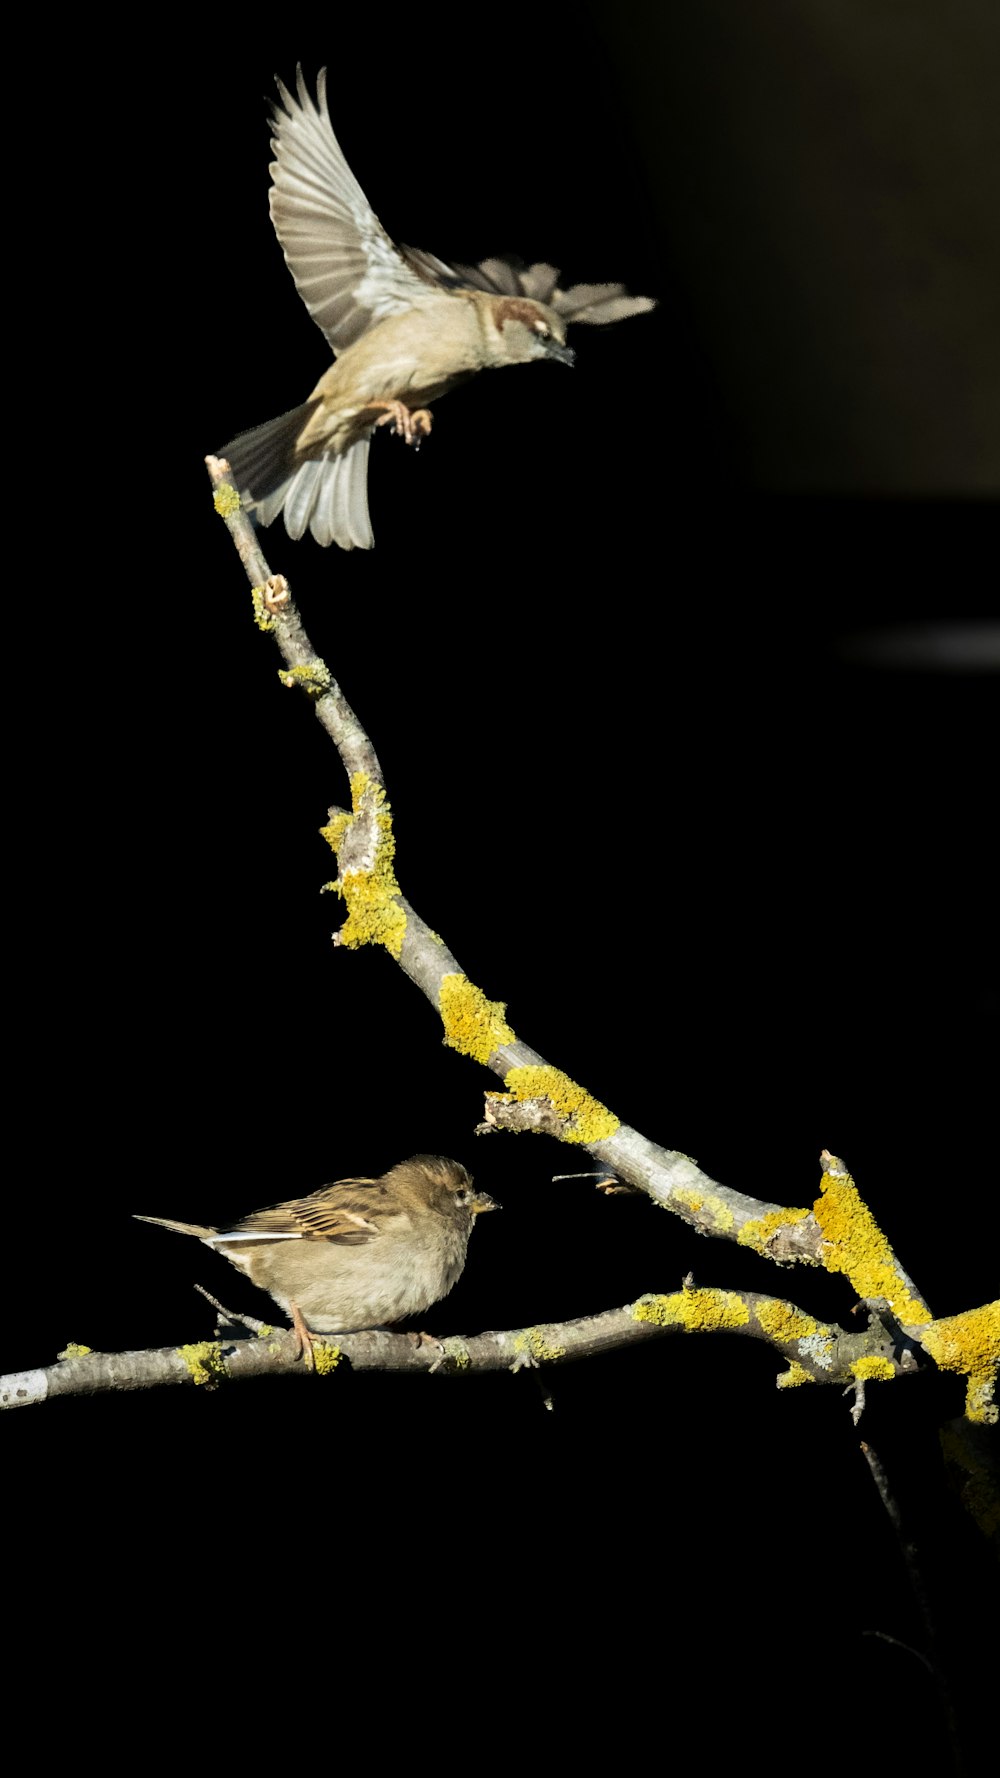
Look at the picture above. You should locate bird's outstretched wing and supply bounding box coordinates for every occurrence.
[449,255,657,326]
[269,67,450,353]
[270,69,656,357]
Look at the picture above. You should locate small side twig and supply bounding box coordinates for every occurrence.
[193,1284,270,1336]
[860,1440,964,1776]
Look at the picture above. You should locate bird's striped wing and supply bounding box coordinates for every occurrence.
[269,67,448,353]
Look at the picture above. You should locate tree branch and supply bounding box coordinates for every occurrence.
[204,460,939,1339]
[1,1284,931,1409]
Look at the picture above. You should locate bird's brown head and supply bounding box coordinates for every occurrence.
[484,296,576,369]
[393,1154,500,1223]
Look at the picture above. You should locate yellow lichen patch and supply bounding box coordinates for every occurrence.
[814,1164,931,1323]
[754,1300,820,1344]
[320,774,407,958]
[850,1355,895,1383]
[673,1186,703,1213]
[776,1361,813,1389]
[738,1205,810,1252]
[442,1339,471,1370]
[502,1064,619,1144]
[311,1341,342,1375]
[752,1300,836,1372]
[513,1328,567,1364]
[920,1302,1000,1426]
[177,1342,228,1387]
[250,587,277,632]
[320,811,352,854]
[213,484,241,518]
[256,1324,274,1338]
[277,661,332,696]
[57,1342,93,1360]
[336,867,407,956]
[633,1289,751,1331]
[439,974,515,1064]
[672,1184,735,1232]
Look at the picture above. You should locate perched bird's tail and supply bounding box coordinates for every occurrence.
[133,1213,217,1239]
[220,402,374,551]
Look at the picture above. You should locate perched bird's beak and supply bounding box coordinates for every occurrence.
[546,341,576,367]
[471,1191,500,1215]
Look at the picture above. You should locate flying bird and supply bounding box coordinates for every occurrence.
[219,67,656,550]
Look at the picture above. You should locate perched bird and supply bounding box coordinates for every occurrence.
[135,1155,497,1364]
[219,66,656,550]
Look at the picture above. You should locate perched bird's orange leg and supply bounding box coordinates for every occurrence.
[289,1301,317,1370]
[368,400,433,447]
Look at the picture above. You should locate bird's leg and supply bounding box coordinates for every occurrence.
[368,400,433,448]
[289,1301,317,1370]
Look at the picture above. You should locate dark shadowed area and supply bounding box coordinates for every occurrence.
[9,5,995,1762]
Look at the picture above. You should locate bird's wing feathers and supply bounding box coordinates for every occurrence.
[269,67,446,353]
[229,1176,395,1245]
[269,70,656,355]
[450,256,656,325]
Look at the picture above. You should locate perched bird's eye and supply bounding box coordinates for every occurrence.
[454,1188,471,1206]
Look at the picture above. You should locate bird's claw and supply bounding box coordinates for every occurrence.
[371,400,433,447]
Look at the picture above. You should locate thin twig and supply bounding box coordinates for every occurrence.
[860,1441,965,1776]
[193,1284,269,1336]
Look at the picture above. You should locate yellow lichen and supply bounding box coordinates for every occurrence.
[672,1184,735,1232]
[632,1289,751,1331]
[752,1299,836,1372]
[311,1341,342,1375]
[920,1302,1000,1426]
[256,1324,274,1339]
[754,1300,820,1344]
[320,812,352,853]
[277,661,332,696]
[502,1063,619,1144]
[250,587,277,632]
[442,1338,471,1370]
[738,1205,811,1252]
[850,1355,896,1383]
[213,484,241,518]
[319,773,406,958]
[439,973,515,1064]
[513,1328,567,1363]
[177,1342,228,1387]
[814,1161,931,1324]
[673,1186,703,1213]
[57,1342,93,1360]
[776,1361,813,1389]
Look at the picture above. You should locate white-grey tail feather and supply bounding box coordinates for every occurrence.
[256,440,373,550]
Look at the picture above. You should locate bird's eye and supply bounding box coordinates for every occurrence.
[454,1189,471,1205]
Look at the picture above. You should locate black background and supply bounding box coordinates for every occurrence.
[10,3,997,1761]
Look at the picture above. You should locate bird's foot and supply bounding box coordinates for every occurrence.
[290,1300,317,1370]
[370,400,433,449]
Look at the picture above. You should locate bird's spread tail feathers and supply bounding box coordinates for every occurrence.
[220,403,374,550]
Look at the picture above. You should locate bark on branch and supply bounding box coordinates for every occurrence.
[1,1285,933,1409]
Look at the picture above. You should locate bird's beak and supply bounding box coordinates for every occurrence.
[471,1191,500,1215]
[546,340,576,367]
